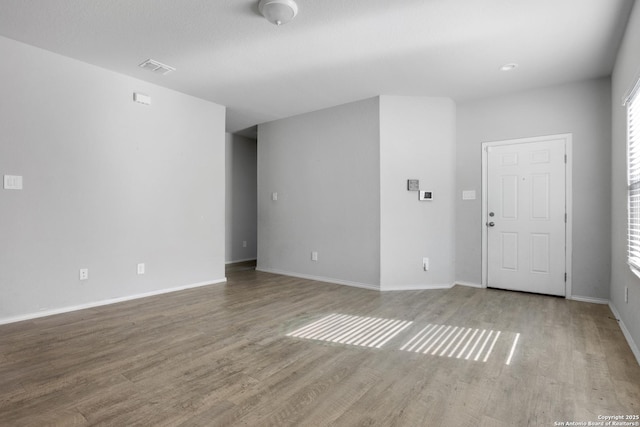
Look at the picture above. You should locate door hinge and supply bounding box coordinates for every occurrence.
[564,272,567,282]
[565,213,567,223]
[564,154,567,163]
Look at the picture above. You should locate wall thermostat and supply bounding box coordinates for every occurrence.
[419,190,433,201]
[407,179,419,191]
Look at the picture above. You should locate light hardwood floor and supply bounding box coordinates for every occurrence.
[1,266,639,426]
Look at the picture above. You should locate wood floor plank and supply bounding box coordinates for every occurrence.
[5,409,88,427]
[479,414,512,427]
[1,266,639,426]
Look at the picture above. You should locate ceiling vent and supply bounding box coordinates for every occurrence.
[138,59,175,75]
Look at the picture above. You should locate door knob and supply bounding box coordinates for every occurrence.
[486,221,495,227]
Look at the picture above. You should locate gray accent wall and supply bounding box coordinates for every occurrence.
[257,98,381,288]
[456,78,612,299]
[0,36,226,323]
[257,96,456,290]
[611,1,640,359]
[225,133,257,263]
[380,96,456,290]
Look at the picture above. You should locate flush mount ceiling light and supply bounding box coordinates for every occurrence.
[500,63,519,71]
[259,0,298,26]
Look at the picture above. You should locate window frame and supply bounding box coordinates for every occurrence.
[626,77,640,274]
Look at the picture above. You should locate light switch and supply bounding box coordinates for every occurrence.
[272,192,278,201]
[462,190,476,200]
[4,175,23,190]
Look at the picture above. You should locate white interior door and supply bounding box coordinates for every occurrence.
[485,138,566,296]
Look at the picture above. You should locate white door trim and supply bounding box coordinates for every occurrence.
[481,133,573,298]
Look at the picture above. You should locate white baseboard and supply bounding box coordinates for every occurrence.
[225,258,257,265]
[255,267,379,291]
[0,278,227,326]
[455,281,484,289]
[257,268,458,292]
[608,302,640,366]
[380,283,453,292]
[568,295,610,304]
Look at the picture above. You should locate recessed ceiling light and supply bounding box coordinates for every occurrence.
[500,63,519,72]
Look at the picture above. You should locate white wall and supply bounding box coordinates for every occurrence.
[257,98,381,289]
[225,133,257,263]
[456,78,612,300]
[611,1,640,360]
[0,36,226,323]
[380,96,456,290]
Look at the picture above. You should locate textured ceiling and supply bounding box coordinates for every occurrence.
[0,0,634,134]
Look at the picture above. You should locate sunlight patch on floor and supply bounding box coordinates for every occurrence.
[286,316,521,365]
[286,313,413,348]
[505,332,520,365]
[400,324,504,363]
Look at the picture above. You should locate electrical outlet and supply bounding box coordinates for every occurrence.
[625,286,629,303]
[137,263,145,275]
[311,251,318,261]
[242,241,247,248]
[423,257,429,271]
[79,268,89,281]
